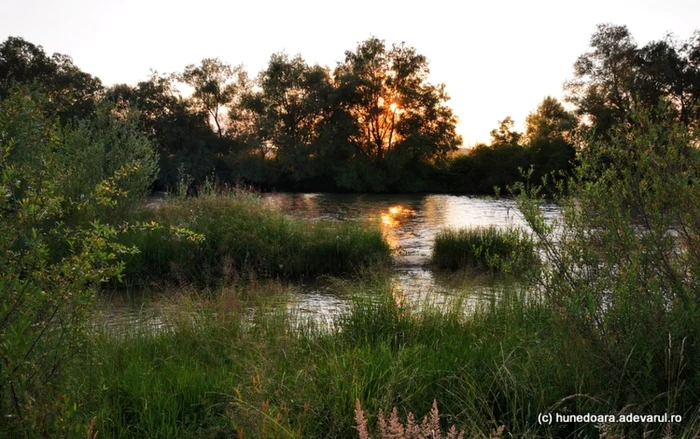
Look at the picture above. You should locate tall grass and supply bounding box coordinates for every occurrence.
[431,226,536,274]
[118,189,391,285]
[71,277,700,439]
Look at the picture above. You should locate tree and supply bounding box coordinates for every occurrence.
[636,32,700,126]
[180,58,247,138]
[524,96,576,144]
[243,53,333,181]
[524,97,577,182]
[464,143,529,194]
[565,24,639,138]
[0,36,60,100]
[333,37,461,190]
[0,36,102,123]
[489,116,522,146]
[566,24,700,138]
[335,37,396,164]
[105,73,227,189]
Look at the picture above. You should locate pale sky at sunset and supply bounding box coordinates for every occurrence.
[2,0,698,145]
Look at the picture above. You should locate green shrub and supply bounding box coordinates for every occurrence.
[58,104,159,224]
[516,104,700,433]
[431,226,536,273]
[0,88,157,435]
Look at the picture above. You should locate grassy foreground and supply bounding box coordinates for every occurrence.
[73,277,699,439]
[117,190,392,285]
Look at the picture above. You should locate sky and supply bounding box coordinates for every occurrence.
[1,0,699,145]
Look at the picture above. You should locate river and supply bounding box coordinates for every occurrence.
[96,193,559,332]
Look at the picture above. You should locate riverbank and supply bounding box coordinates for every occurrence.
[77,280,586,438]
[74,274,700,439]
[6,181,700,438]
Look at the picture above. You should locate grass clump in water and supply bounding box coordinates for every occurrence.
[431,226,536,273]
[118,189,391,285]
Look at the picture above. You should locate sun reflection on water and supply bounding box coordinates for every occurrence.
[379,205,415,251]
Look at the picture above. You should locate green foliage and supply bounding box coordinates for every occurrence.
[0,36,102,123]
[0,88,156,435]
[180,58,248,138]
[516,105,700,430]
[80,257,700,438]
[242,53,333,182]
[445,100,576,195]
[119,189,392,285]
[523,97,577,185]
[489,116,521,146]
[431,226,536,273]
[524,96,576,145]
[330,37,462,191]
[1,87,158,226]
[62,106,159,224]
[3,28,700,194]
[80,278,603,438]
[106,73,232,190]
[94,36,465,193]
[566,24,700,138]
[445,144,530,194]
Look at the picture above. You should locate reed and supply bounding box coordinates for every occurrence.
[118,189,391,286]
[76,279,611,439]
[431,226,536,273]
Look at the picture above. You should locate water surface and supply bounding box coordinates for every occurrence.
[98,194,558,331]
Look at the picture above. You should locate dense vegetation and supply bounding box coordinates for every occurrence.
[3,24,698,193]
[0,87,158,436]
[1,23,700,439]
[119,188,391,286]
[431,226,535,273]
[83,282,569,438]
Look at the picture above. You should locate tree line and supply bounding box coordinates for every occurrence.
[449,24,700,193]
[1,23,698,194]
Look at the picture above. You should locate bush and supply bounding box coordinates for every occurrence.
[431,226,536,273]
[516,105,700,432]
[0,89,157,435]
[59,103,159,224]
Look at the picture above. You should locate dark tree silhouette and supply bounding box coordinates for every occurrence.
[180,58,247,139]
[0,36,102,123]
